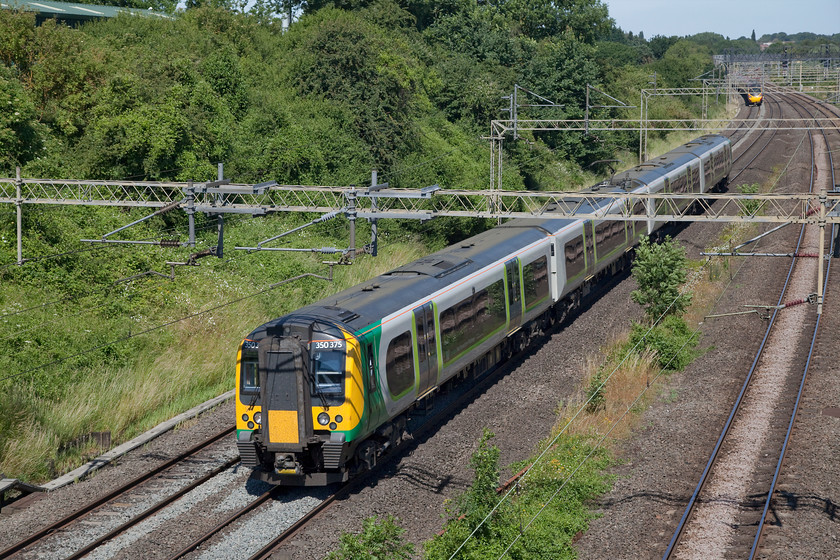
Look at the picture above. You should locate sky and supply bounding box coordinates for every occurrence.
[604,0,840,40]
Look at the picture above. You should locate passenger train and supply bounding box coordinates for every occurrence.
[235,135,732,485]
[742,83,763,107]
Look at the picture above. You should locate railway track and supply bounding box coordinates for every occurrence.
[4,95,827,560]
[162,302,606,560]
[748,89,840,557]
[663,90,837,559]
[0,426,236,559]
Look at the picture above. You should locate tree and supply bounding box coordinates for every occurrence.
[653,39,712,88]
[0,67,43,173]
[648,34,678,59]
[631,236,692,321]
[751,29,756,42]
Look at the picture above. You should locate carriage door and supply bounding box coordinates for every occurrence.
[505,258,522,331]
[260,337,308,449]
[414,303,438,395]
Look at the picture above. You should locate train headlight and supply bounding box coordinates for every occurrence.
[335,415,343,423]
[253,412,261,425]
[317,412,330,426]
[241,413,249,422]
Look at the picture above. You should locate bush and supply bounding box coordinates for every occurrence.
[631,236,692,321]
[629,315,696,371]
[327,515,414,560]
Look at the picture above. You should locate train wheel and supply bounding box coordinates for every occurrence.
[354,440,377,472]
[393,416,408,447]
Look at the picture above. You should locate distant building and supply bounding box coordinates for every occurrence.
[1,0,172,25]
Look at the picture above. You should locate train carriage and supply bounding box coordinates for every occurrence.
[235,134,732,485]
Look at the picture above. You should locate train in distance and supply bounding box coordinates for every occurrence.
[234,134,733,486]
[740,83,763,106]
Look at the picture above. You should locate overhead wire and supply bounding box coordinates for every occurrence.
[0,272,329,385]
[0,217,253,319]
[0,160,235,272]
[449,240,756,559]
[462,130,817,556]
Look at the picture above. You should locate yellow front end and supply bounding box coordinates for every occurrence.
[235,344,262,436]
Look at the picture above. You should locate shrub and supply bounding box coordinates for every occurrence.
[738,182,761,216]
[631,236,692,321]
[629,315,697,371]
[327,515,414,560]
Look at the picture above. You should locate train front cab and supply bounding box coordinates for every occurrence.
[235,319,365,485]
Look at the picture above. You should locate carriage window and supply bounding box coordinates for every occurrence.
[595,221,626,260]
[240,348,259,394]
[474,279,506,339]
[565,235,585,280]
[386,332,414,397]
[523,256,549,309]
[441,295,475,363]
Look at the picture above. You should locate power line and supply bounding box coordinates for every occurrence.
[448,245,749,559]
[0,218,257,320]
[0,272,330,385]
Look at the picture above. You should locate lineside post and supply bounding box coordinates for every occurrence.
[216,163,224,258]
[347,187,356,259]
[370,169,378,257]
[15,166,23,265]
[186,180,196,247]
[817,187,826,315]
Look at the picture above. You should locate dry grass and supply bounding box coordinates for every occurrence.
[552,342,661,450]
[0,240,431,482]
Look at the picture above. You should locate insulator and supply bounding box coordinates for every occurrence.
[191,248,215,260]
[159,239,181,247]
[154,199,183,216]
[314,210,342,223]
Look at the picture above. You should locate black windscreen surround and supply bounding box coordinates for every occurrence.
[264,350,298,412]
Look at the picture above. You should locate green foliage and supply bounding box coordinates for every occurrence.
[653,40,712,88]
[0,66,43,173]
[648,35,678,59]
[327,515,414,560]
[282,8,422,166]
[631,236,691,321]
[425,434,612,559]
[738,183,761,216]
[629,315,697,371]
[461,429,502,526]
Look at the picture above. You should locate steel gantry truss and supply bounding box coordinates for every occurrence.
[488,78,840,192]
[5,174,840,225]
[5,173,840,312]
